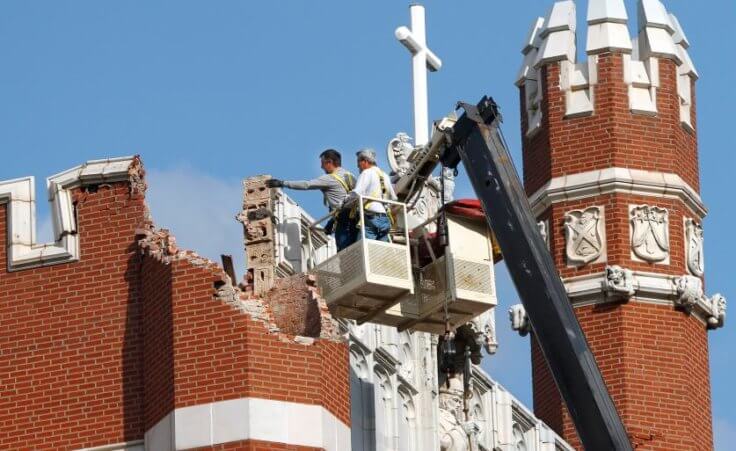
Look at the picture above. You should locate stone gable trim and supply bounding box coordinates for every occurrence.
[528,167,707,218]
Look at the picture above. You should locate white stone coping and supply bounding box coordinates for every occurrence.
[528,167,706,218]
[563,270,724,328]
[0,157,135,271]
[144,397,350,451]
[75,440,143,451]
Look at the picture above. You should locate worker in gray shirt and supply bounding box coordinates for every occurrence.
[266,149,358,251]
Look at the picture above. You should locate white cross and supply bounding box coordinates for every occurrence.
[395,4,442,147]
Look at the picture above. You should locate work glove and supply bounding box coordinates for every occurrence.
[265,179,284,188]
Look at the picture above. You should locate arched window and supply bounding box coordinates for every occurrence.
[349,347,375,451]
[399,332,415,382]
[512,424,528,451]
[397,387,417,451]
[374,367,396,451]
[470,387,486,446]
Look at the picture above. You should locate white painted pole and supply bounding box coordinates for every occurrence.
[410,4,429,147]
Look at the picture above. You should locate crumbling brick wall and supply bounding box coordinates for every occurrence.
[137,229,350,429]
[0,157,350,450]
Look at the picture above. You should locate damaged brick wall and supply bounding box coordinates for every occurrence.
[263,274,338,339]
[138,227,350,430]
[0,180,147,450]
[0,157,350,450]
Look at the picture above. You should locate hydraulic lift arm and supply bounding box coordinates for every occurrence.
[440,96,632,451]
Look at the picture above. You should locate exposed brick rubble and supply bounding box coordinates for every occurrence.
[263,273,340,340]
[136,225,342,344]
[127,154,147,197]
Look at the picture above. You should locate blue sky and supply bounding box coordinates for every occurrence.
[0,0,733,447]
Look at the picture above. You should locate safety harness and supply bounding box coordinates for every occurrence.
[328,171,356,221]
[364,167,395,226]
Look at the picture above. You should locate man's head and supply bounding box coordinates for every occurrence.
[319,149,341,174]
[356,148,377,172]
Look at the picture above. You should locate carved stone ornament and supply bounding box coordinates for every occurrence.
[537,219,550,249]
[630,205,670,263]
[674,275,704,311]
[564,207,604,265]
[685,218,705,277]
[441,166,456,203]
[469,310,498,354]
[387,132,414,178]
[509,304,531,337]
[438,375,478,451]
[604,265,635,298]
[707,294,727,329]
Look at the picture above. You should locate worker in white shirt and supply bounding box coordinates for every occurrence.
[345,148,398,242]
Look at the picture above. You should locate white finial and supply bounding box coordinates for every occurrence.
[395,4,442,147]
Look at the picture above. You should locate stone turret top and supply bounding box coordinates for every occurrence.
[517,1,700,136]
[519,0,694,68]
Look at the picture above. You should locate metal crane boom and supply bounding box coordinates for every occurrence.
[438,96,633,451]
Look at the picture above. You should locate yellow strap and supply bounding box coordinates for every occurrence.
[363,168,396,227]
[330,171,358,219]
[329,172,353,192]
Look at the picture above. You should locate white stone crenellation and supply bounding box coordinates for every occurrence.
[0,157,138,271]
[516,0,697,125]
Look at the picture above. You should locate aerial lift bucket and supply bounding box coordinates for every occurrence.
[312,195,414,326]
[386,199,501,334]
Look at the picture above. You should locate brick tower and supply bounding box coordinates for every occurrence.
[516,0,725,449]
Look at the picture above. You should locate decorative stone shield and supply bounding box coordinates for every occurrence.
[630,205,670,262]
[564,207,604,265]
[685,218,705,276]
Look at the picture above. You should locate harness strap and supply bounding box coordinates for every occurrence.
[364,167,395,227]
[329,171,357,220]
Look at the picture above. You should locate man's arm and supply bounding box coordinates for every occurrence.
[342,171,369,208]
[281,175,332,190]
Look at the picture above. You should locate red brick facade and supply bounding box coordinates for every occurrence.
[521,49,713,449]
[0,168,349,450]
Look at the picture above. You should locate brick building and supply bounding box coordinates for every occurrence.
[0,0,726,450]
[0,157,351,450]
[515,0,725,449]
